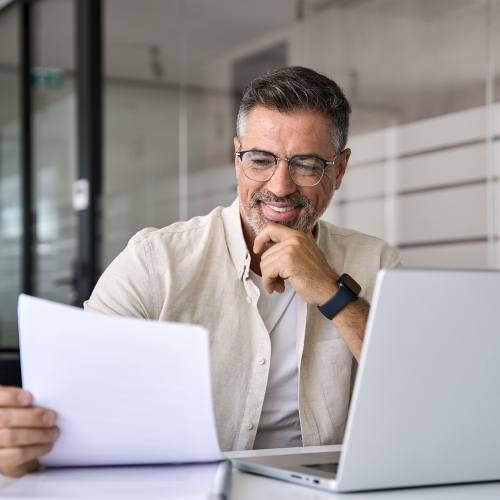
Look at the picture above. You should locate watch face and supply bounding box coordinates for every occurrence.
[342,273,361,296]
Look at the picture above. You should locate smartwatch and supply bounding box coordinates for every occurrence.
[317,273,361,320]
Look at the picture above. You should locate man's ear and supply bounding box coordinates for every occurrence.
[233,137,240,152]
[233,137,240,169]
[334,148,351,190]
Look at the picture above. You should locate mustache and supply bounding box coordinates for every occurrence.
[250,189,312,208]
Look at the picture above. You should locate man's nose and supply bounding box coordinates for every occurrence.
[265,159,297,198]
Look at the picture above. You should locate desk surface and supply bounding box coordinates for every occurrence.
[1,446,499,499]
[226,446,500,499]
[231,470,500,500]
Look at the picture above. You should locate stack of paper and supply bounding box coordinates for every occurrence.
[18,294,222,467]
[0,462,231,500]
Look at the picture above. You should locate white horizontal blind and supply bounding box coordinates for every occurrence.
[323,104,500,270]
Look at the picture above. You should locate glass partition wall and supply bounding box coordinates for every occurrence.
[1,0,499,350]
[32,0,77,305]
[0,5,21,347]
[102,0,297,266]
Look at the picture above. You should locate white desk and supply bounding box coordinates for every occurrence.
[1,446,499,499]
[226,446,500,499]
[231,470,500,499]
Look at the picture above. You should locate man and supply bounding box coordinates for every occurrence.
[0,66,400,477]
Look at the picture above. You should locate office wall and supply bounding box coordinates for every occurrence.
[1,0,499,349]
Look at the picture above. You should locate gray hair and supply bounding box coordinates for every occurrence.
[236,66,351,154]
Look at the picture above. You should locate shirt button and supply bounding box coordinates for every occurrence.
[246,296,252,303]
[257,357,265,365]
[238,266,243,274]
[245,422,253,430]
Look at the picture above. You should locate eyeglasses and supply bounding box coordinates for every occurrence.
[234,149,336,187]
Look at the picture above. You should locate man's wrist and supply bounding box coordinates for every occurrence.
[317,274,361,320]
[317,282,339,307]
[315,264,345,306]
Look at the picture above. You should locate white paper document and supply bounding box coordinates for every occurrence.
[18,294,223,467]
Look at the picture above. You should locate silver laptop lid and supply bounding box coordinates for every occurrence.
[338,269,500,492]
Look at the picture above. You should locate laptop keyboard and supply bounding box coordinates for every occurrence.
[302,462,339,475]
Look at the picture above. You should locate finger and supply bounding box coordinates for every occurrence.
[0,387,33,408]
[0,407,57,428]
[6,458,41,478]
[258,242,285,264]
[273,277,286,294]
[0,444,52,478]
[259,236,310,265]
[260,256,288,294]
[255,226,315,256]
[0,426,59,447]
[260,274,285,295]
[260,242,296,270]
[254,224,297,254]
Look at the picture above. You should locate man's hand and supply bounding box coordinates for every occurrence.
[0,386,59,477]
[254,224,338,306]
[253,223,369,362]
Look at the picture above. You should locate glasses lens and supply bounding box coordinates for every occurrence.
[289,156,325,186]
[240,151,275,181]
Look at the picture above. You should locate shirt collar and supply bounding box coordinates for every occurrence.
[221,198,251,281]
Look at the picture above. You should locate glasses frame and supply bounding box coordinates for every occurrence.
[234,149,338,187]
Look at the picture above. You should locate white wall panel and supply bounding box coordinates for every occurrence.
[399,242,488,270]
[340,162,384,200]
[188,191,236,221]
[339,199,385,240]
[187,164,237,219]
[397,143,487,192]
[494,104,500,137]
[188,165,236,196]
[348,105,500,169]
[396,107,486,156]
[397,184,487,244]
[347,130,386,166]
[321,198,342,227]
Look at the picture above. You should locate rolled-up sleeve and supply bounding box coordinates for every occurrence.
[84,230,156,319]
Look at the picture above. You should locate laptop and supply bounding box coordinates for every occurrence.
[231,269,500,492]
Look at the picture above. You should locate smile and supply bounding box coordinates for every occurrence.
[265,204,297,213]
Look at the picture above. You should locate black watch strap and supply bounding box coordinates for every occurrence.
[317,273,361,320]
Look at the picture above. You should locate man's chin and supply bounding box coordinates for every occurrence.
[250,213,315,235]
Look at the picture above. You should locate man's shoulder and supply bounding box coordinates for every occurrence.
[318,221,401,299]
[319,219,392,250]
[130,205,227,246]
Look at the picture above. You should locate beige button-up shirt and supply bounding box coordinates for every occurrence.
[85,198,400,451]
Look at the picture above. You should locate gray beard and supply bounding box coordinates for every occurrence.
[238,186,333,236]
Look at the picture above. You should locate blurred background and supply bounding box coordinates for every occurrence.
[0,0,499,356]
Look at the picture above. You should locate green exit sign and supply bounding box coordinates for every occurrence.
[31,66,65,89]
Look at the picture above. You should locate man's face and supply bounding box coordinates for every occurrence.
[234,106,350,238]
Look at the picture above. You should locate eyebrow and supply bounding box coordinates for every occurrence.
[245,147,330,159]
